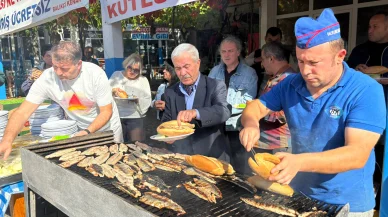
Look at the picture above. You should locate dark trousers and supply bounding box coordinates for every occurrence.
[225,131,251,175]
[120,118,145,143]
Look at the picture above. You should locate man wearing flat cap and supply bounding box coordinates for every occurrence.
[240,8,386,215]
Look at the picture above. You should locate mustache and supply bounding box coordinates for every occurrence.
[181,74,191,79]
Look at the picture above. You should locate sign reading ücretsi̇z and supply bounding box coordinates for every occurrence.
[100,0,197,24]
[0,0,89,36]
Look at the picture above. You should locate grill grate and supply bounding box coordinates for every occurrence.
[27,133,345,217]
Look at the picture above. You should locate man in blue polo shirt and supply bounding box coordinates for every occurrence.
[240,8,386,216]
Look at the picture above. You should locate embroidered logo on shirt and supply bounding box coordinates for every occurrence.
[328,106,342,119]
[68,94,87,111]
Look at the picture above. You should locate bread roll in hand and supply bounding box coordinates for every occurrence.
[248,153,280,179]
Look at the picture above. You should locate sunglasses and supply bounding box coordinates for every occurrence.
[126,65,140,74]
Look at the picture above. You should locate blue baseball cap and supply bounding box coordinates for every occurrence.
[295,8,341,49]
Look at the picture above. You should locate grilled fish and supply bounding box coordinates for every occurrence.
[139,192,186,216]
[240,197,299,217]
[183,182,213,203]
[118,143,128,153]
[193,178,222,198]
[139,174,171,195]
[153,160,181,172]
[115,170,135,186]
[45,148,77,159]
[132,150,148,160]
[173,153,189,161]
[59,155,86,168]
[109,144,119,154]
[81,146,100,156]
[299,211,327,217]
[95,145,109,156]
[101,164,116,178]
[86,164,104,177]
[59,151,82,161]
[147,153,164,161]
[114,162,134,176]
[164,159,186,169]
[134,141,152,151]
[106,152,123,165]
[154,164,179,172]
[112,181,141,198]
[127,143,142,152]
[136,158,155,172]
[77,156,95,168]
[183,167,216,184]
[93,152,110,165]
[123,154,137,165]
[149,147,175,158]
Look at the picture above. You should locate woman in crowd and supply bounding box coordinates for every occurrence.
[151,59,179,120]
[109,54,151,143]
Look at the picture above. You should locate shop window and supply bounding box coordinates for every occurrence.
[335,13,350,52]
[277,0,309,15]
[277,17,302,47]
[313,0,352,10]
[356,4,388,45]
[1,38,11,60]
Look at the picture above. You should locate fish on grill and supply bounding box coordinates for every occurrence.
[123,154,137,165]
[149,147,175,158]
[138,174,171,195]
[109,144,119,154]
[127,144,142,152]
[147,153,164,161]
[218,175,257,194]
[45,148,77,159]
[183,167,216,184]
[113,162,135,176]
[299,211,328,217]
[164,158,187,170]
[93,152,110,165]
[112,181,141,198]
[59,151,82,161]
[100,164,116,178]
[240,196,299,217]
[153,160,181,172]
[118,143,128,153]
[77,156,95,168]
[106,152,123,165]
[193,178,222,198]
[173,153,188,161]
[136,158,155,172]
[139,192,186,216]
[95,145,109,156]
[183,182,215,203]
[86,164,104,177]
[115,170,135,186]
[81,146,100,156]
[132,150,148,160]
[134,141,152,151]
[59,155,86,168]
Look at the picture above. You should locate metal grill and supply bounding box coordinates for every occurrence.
[21,132,349,217]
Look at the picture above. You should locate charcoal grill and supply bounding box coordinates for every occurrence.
[21,131,349,217]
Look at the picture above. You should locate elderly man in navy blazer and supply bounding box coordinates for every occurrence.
[161,43,231,158]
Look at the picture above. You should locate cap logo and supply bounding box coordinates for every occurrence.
[327,28,340,36]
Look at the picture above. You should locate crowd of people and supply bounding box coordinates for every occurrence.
[0,7,386,217]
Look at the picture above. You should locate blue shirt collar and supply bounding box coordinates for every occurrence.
[179,73,201,96]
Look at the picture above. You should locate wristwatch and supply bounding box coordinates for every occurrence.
[83,129,91,134]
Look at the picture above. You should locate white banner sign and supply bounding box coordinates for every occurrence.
[0,0,89,35]
[100,0,197,24]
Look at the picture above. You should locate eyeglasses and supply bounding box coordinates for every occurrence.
[127,65,140,74]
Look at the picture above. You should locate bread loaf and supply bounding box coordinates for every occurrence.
[248,153,280,179]
[117,91,128,99]
[247,175,294,197]
[157,120,195,137]
[219,159,235,175]
[185,155,225,176]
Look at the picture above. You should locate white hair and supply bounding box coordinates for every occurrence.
[171,43,199,62]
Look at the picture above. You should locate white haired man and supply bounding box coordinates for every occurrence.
[161,43,231,157]
[0,41,123,159]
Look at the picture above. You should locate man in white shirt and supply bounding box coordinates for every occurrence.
[0,41,123,159]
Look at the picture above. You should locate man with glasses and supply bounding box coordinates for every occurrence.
[161,43,231,157]
[0,41,123,159]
